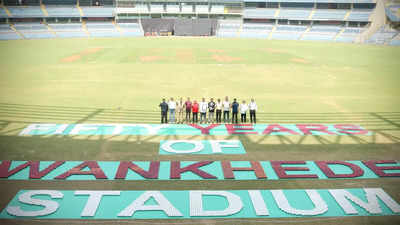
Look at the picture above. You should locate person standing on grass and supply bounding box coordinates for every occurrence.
[199,98,208,123]
[208,98,216,123]
[159,98,168,124]
[215,98,222,123]
[184,97,192,123]
[223,96,230,123]
[231,98,239,124]
[168,97,176,123]
[249,98,257,124]
[192,100,199,123]
[177,98,184,123]
[240,100,248,123]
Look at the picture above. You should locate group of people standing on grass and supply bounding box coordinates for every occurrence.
[159,96,257,124]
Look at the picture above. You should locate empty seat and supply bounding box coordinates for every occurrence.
[271,32,301,40]
[8,6,44,17]
[313,10,347,20]
[243,9,276,19]
[302,34,334,41]
[278,9,311,20]
[81,7,114,17]
[46,7,80,17]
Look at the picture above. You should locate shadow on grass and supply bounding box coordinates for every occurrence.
[0,102,398,160]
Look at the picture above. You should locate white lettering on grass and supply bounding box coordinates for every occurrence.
[329,188,400,214]
[118,191,183,217]
[190,191,243,216]
[75,191,120,217]
[209,140,241,153]
[6,190,63,217]
[161,140,204,154]
[271,190,328,216]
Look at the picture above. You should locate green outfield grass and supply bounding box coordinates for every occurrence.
[0,38,399,225]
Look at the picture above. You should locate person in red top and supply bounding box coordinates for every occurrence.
[184,97,192,123]
[191,100,199,123]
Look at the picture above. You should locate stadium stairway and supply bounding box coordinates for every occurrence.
[308,8,315,20]
[77,3,84,17]
[2,5,11,17]
[274,8,280,18]
[237,22,243,37]
[344,10,351,20]
[112,20,123,36]
[9,24,24,39]
[334,27,346,41]
[40,4,48,17]
[299,26,311,40]
[268,26,276,40]
[82,21,90,37]
[46,23,57,37]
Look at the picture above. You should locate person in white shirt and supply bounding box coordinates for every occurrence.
[240,100,249,123]
[249,98,257,123]
[215,98,223,123]
[222,96,230,123]
[168,97,176,123]
[176,98,184,124]
[199,97,208,123]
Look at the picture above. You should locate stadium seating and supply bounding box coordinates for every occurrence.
[216,19,240,38]
[367,26,399,45]
[347,9,372,21]
[81,7,114,17]
[48,23,87,38]
[270,25,307,40]
[0,0,397,45]
[389,34,400,46]
[240,23,272,39]
[278,9,311,20]
[385,4,400,22]
[276,25,307,32]
[302,34,335,41]
[86,21,122,37]
[0,24,21,40]
[312,9,348,20]
[46,6,80,17]
[270,32,301,41]
[309,25,342,33]
[13,23,48,31]
[8,6,44,17]
[118,23,144,37]
[42,0,77,5]
[302,25,342,41]
[335,27,365,43]
[243,9,276,19]
[13,22,56,39]
[0,8,9,18]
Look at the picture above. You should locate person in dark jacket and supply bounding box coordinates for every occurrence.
[231,98,239,124]
[159,98,168,124]
[184,97,192,123]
